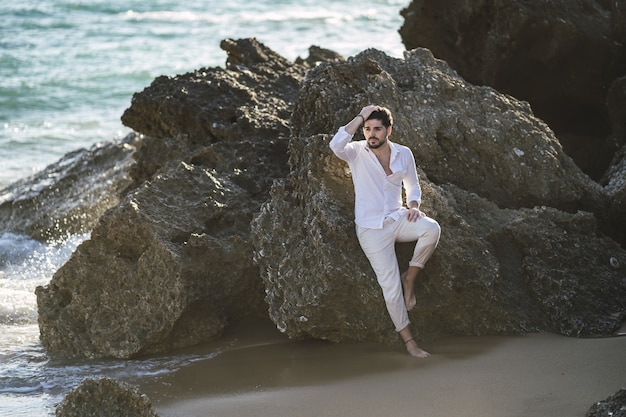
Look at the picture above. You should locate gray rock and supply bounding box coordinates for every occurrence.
[253,47,626,344]
[37,39,305,358]
[0,133,137,241]
[55,377,158,417]
[399,0,626,179]
[292,48,607,214]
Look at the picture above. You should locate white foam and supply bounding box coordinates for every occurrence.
[0,232,89,325]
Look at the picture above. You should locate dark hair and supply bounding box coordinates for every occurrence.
[367,106,393,128]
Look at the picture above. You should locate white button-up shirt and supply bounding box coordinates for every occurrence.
[330,126,422,229]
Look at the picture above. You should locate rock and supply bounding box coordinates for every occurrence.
[37,38,315,358]
[55,377,158,417]
[35,39,626,358]
[0,133,138,241]
[121,38,302,144]
[586,389,626,417]
[252,47,626,344]
[399,0,626,179]
[295,45,345,67]
[292,48,607,215]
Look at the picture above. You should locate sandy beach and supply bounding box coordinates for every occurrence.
[135,319,626,417]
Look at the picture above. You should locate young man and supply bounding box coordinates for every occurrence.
[329,105,441,357]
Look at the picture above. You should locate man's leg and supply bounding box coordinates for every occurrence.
[401,266,420,311]
[356,221,410,332]
[399,325,429,358]
[395,215,441,310]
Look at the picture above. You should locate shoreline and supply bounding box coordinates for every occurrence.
[134,320,626,417]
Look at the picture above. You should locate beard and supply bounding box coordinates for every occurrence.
[367,136,388,149]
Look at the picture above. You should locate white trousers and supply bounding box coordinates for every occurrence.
[356,215,441,331]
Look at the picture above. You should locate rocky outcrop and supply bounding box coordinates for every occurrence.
[36,39,340,358]
[399,0,626,180]
[253,47,626,343]
[0,134,137,241]
[36,38,625,358]
[55,378,158,417]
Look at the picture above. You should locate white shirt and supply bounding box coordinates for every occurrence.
[329,126,422,229]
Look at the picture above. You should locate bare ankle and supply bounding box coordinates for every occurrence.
[405,339,430,358]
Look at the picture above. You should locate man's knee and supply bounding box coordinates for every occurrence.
[425,218,441,242]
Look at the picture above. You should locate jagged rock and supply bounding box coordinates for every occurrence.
[252,48,626,344]
[121,38,303,144]
[0,133,137,241]
[37,141,283,358]
[36,39,316,358]
[586,389,626,417]
[55,378,158,417]
[292,48,607,215]
[399,0,626,179]
[35,38,626,358]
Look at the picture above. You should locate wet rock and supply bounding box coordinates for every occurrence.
[0,133,138,241]
[399,0,626,179]
[55,377,158,417]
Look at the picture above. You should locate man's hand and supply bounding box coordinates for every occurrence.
[359,105,378,120]
[407,207,424,222]
[345,105,379,135]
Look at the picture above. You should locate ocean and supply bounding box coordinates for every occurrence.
[0,1,409,415]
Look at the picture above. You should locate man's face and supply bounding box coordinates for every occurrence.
[363,119,391,149]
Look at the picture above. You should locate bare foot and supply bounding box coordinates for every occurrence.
[401,271,416,311]
[405,339,430,358]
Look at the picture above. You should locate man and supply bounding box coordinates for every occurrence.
[329,105,441,357]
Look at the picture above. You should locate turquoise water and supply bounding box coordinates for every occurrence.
[0,0,408,188]
[0,1,409,415]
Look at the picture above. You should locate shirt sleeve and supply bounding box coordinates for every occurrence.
[329,126,358,162]
[402,148,422,207]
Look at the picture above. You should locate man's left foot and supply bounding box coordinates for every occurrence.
[405,338,429,358]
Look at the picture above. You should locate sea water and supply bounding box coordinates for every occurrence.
[0,1,409,415]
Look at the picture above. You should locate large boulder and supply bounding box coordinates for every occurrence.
[291,48,608,216]
[252,48,626,344]
[399,0,626,179]
[36,39,336,358]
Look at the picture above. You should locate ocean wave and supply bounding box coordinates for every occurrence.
[120,8,359,25]
[0,232,89,325]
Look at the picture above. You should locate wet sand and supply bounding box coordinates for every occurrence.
[136,320,626,417]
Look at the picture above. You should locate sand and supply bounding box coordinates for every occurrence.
[136,320,626,417]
